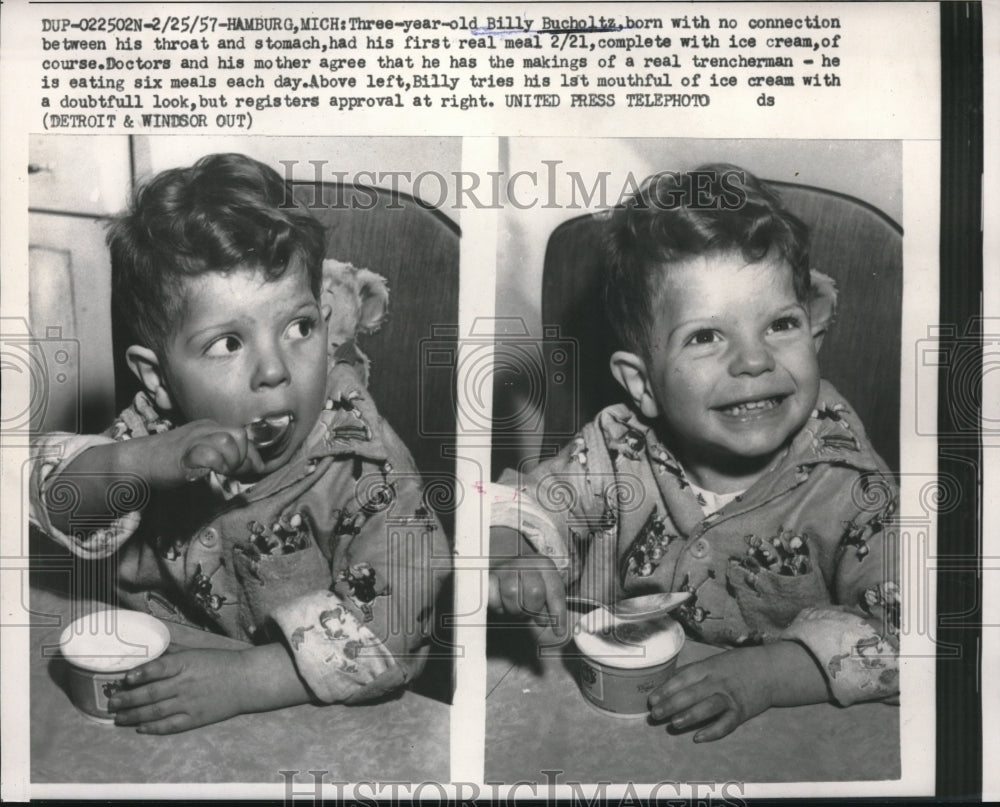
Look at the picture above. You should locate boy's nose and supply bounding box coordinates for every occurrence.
[728,338,775,376]
[252,346,291,389]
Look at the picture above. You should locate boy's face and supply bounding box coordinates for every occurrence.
[641,250,820,477]
[160,261,328,474]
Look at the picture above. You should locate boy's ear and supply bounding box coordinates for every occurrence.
[807,269,838,352]
[609,350,660,419]
[125,346,175,412]
[355,268,389,334]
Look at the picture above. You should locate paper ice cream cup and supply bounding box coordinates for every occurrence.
[573,609,685,716]
[59,609,170,724]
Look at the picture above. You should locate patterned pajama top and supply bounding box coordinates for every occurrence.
[31,353,451,704]
[491,380,899,706]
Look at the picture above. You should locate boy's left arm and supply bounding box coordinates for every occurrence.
[110,641,314,733]
[270,426,450,705]
[778,469,901,706]
[649,469,900,741]
[115,453,449,732]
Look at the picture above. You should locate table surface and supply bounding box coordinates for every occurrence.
[485,628,900,784]
[29,586,450,784]
[28,586,901,785]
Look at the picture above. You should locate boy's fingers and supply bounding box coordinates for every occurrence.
[124,653,181,686]
[648,662,710,705]
[663,692,731,732]
[216,426,265,478]
[234,441,266,479]
[534,580,570,647]
[135,713,193,735]
[181,443,225,477]
[183,430,256,478]
[540,567,568,638]
[490,563,569,646]
[693,710,741,743]
[113,695,183,726]
[205,429,249,473]
[517,572,550,620]
[108,678,177,710]
[648,677,713,721]
[494,566,538,616]
[488,573,503,612]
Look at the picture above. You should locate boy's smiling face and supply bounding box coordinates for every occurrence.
[157,260,329,475]
[621,250,821,490]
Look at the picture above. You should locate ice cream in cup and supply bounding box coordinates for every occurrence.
[573,608,685,716]
[59,609,170,724]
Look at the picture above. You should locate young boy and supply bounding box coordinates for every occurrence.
[30,153,449,733]
[489,165,899,742]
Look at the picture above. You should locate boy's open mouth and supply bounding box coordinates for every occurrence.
[245,412,295,455]
[714,394,789,418]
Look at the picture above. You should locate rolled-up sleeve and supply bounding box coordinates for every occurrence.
[271,589,404,703]
[491,423,613,586]
[272,411,451,704]
[782,472,900,706]
[780,605,898,705]
[489,481,573,575]
[30,432,142,558]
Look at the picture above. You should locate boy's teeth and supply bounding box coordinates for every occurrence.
[720,397,780,415]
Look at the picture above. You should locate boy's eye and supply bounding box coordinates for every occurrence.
[686,329,720,346]
[204,335,242,357]
[769,316,802,334]
[286,317,316,340]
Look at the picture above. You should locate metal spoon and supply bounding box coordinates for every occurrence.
[245,413,294,450]
[567,591,691,622]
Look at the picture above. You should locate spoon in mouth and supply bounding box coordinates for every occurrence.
[245,413,295,451]
[567,591,692,622]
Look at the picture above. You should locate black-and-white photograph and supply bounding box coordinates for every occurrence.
[0,1,990,800]
[486,138,908,784]
[23,135,459,783]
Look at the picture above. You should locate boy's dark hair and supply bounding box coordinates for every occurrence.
[604,163,810,359]
[108,153,327,357]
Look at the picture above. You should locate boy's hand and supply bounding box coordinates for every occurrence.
[42,423,263,537]
[647,641,829,742]
[149,420,265,486]
[488,527,568,643]
[108,645,252,733]
[108,642,312,734]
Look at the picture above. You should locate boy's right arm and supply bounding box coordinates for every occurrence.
[487,425,611,640]
[32,422,263,551]
[488,526,568,641]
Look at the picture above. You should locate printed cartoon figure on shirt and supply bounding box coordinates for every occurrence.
[488,165,899,742]
[28,153,450,734]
